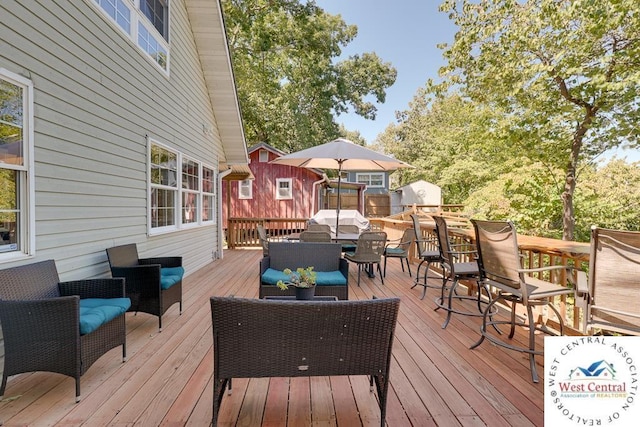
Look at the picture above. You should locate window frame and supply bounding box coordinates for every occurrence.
[148,139,217,235]
[275,178,293,200]
[0,68,35,262]
[238,179,253,200]
[356,172,385,188]
[258,149,269,163]
[91,0,171,74]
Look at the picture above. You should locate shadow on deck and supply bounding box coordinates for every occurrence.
[0,249,544,426]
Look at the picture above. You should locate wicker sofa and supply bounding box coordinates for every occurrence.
[209,296,401,427]
[0,259,130,402]
[259,242,349,299]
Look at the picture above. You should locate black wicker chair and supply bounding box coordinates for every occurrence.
[0,259,128,402]
[106,243,183,331]
[210,296,400,427]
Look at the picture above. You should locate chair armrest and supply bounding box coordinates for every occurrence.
[110,265,162,293]
[339,258,349,282]
[260,256,271,275]
[575,270,589,296]
[0,296,80,341]
[140,256,182,268]
[59,278,126,299]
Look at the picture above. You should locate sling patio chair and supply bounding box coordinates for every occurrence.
[410,214,443,299]
[576,226,640,336]
[433,215,490,329]
[344,231,388,287]
[299,230,332,242]
[383,227,413,277]
[257,224,270,257]
[470,219,576,383]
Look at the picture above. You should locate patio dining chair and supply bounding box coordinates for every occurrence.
[410,214,443,299]
[383,227,413,277]
[337,224,360,252]
[299,230,332,242]
[433,215,489,329]
[344,231,388,287]
[307,223,332,233]
[470,219,576,383]
[576,226,640,336]
[257,224,269,257]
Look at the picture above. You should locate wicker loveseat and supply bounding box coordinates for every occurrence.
[0,259,130,402]
[210,296,400,427]
[259,242,349,299]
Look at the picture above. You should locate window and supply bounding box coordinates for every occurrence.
[259,149,268,163]
[356,173,384,188]
[276,178,292,200]
[93,0,170,72]
[0,69,34,259]
[149,141,217,233]
[238,179,252,199]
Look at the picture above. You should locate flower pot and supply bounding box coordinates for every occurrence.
[295,285,316,300]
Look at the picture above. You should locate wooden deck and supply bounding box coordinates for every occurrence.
[0,249,545,426]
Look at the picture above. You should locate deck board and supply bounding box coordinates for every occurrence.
[0,248,546,426]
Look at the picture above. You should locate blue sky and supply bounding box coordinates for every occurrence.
[314,0,639,162]
[314,0,456,144]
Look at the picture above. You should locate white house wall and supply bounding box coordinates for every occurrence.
[0,1,228,279]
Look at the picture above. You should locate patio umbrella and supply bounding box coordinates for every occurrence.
[270,138,413,232]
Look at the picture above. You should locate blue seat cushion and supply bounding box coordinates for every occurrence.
[261,268,346,286]
[79,298,131,335]
[161,266,184,290]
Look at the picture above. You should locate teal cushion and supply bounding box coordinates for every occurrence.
[79,298,131,335]
[261,268,290,285]
[161,266,184,290]
[315,271,347,286]
[261,268,346,286]
[385,247,406,256]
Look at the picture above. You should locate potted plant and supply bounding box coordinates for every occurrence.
[277,266,317,300]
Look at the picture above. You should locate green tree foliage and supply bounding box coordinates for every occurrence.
[437,0,640,240]
[222,0,396,152]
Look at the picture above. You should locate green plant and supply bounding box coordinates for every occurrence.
[276,266,317,290]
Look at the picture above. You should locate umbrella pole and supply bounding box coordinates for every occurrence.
[336,160,343,235]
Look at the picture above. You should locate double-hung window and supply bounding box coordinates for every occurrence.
[276,178,293,200]
[0,69,34,260]
[149,141,216,234]
[356,172,384,188]
[238,179,252,199]
[93,0,170,72]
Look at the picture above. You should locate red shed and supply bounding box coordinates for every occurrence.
[221,143,326,228]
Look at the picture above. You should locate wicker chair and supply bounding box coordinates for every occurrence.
[433,215,488,329]
[344,231,388,286]
[383,227,413,277]
[576,226,640,336]
[210,296,400,427]
[470,219,576,383]
[106,243,183,331]
[410,214,443,299]
[0,259,128,402]
[299,230,332,242]
[257,224,269,257]
[307,223,332,233]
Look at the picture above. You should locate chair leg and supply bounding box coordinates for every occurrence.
[383,256,388,277]
[442,278,459,329]
[412,259,425,289]
[405,258,411,277]
[378,263,384,285]
[357,265,362,286]
[527,305,540,383]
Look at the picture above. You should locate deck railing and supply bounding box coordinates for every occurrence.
[227,217,308,248]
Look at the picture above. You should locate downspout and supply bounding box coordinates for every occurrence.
[311,174,329,217]
[217,168,233,259]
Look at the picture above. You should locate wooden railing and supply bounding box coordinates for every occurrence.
[226,218,308,248]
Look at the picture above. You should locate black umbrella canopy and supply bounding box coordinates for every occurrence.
[271,138,413,231]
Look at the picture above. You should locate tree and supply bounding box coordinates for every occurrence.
[222,0,396,152]
[437,0,640,240]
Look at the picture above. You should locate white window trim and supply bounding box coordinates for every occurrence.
[147,139,217,235]
[0,68,35,262]
[356,172,385,188]
[201,164,216,225]
[276,178,293,200]
[259,149,269,163]
[238,179,253,199]
[90,0,171,75]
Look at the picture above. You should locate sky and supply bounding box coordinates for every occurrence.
[314,0,456,144]
[314,0,639,163]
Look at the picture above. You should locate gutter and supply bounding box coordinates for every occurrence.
[217,168,233,259]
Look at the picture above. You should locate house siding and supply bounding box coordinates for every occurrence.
[0,1,228,278]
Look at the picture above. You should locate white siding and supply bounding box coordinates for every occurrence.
[0,1,230,278]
